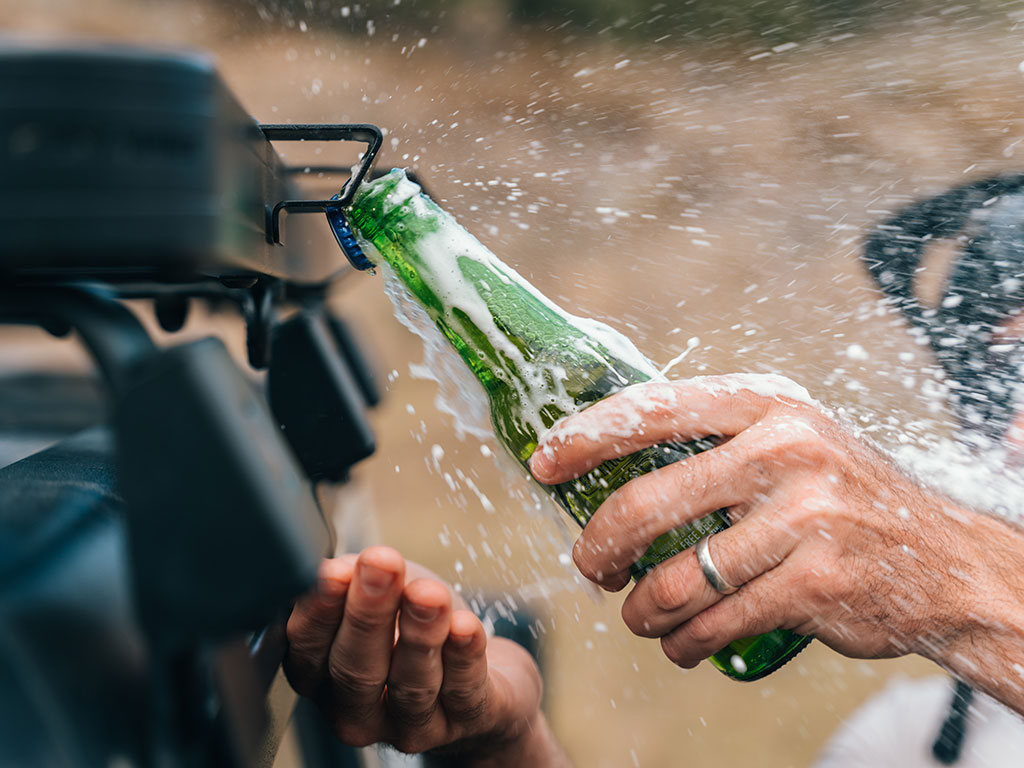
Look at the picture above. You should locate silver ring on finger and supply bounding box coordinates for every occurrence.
[696,534,739,595]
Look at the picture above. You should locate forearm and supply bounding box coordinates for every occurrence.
[922,509,1024,716]
[424,712,572,768]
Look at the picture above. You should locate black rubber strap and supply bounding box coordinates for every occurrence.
[931,679,974,764]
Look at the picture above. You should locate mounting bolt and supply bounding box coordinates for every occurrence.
[155,295,190,333]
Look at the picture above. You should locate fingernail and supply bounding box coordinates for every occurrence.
[359,563,396,595]
[571,538,584,565]
[449,633,474,648]
[529,448,553,481]
[406,602,440,622]
[318,577,347,606]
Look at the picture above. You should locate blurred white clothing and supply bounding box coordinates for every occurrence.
[814,676,1024,768]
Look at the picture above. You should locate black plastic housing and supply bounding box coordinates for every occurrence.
[0,42,340,284]
[267,311,376,482]
[114,338,327,649]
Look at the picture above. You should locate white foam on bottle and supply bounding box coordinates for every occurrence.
[355,170,662,440]
[687,373,817,407]
[537,374,818,448]
[382,265,494,442]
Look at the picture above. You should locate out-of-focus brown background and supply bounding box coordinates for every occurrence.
[6,0,1024,765]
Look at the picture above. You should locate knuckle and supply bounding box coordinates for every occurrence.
[342,608,388,637]
[790,557,839,610]
[771,426,816,459]
[647,564,686,614]
[604,483,666,558]
[389,682,438,712]
[397,633,439,655]
[801,561,843,609]
[328,662,382,699]
[609,480,655,533]
[755,415,832,466]
[441,686,488,723]
[622,477,665,523]
[439,649,476,674]
[785,496,822,531]
[681,611,718,647]
[738,590,770,628]
[287,611,334,649]
[388,686,439,729]
[819,539,846,568]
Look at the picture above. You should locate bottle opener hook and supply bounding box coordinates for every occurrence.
[261,123,382,270]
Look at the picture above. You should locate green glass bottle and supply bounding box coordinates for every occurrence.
[344,169,810,681]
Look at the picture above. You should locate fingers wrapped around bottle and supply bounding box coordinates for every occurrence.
[529,376,847,666]
[283,546,529,754]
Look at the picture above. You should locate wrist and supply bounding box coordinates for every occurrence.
[924,510,1024,705]
[478,711,556,767]
[940,593,1024,708]
[425,711,561,768]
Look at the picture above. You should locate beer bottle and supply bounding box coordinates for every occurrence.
[342,169,810,681]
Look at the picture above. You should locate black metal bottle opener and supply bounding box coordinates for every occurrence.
[261,123,383,270]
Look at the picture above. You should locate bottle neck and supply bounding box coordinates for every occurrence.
[346,170,660,441]
[346,183,539,387]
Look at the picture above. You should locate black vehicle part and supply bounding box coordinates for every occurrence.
[0,39,385,768]
[155,294,191,333]
[267,310,376,482]
[115,336,327,649]
[0,285,155,393]
[244,277,280,370]
[326,311,381,407]
[0,428,310,768]
[0,43,293,281]
[0,286,326,649]
[0,429,150,768]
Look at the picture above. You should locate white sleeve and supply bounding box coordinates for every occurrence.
[812,676,954,768]
[813,675,1024,768]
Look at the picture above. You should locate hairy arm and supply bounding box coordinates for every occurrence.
[927,509,1024,713]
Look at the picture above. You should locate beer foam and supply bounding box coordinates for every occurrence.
[353,170,661,441]
[687,373,817,407]
[536,375,818,449]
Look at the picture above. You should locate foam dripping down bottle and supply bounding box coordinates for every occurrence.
[340,169,810,681]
